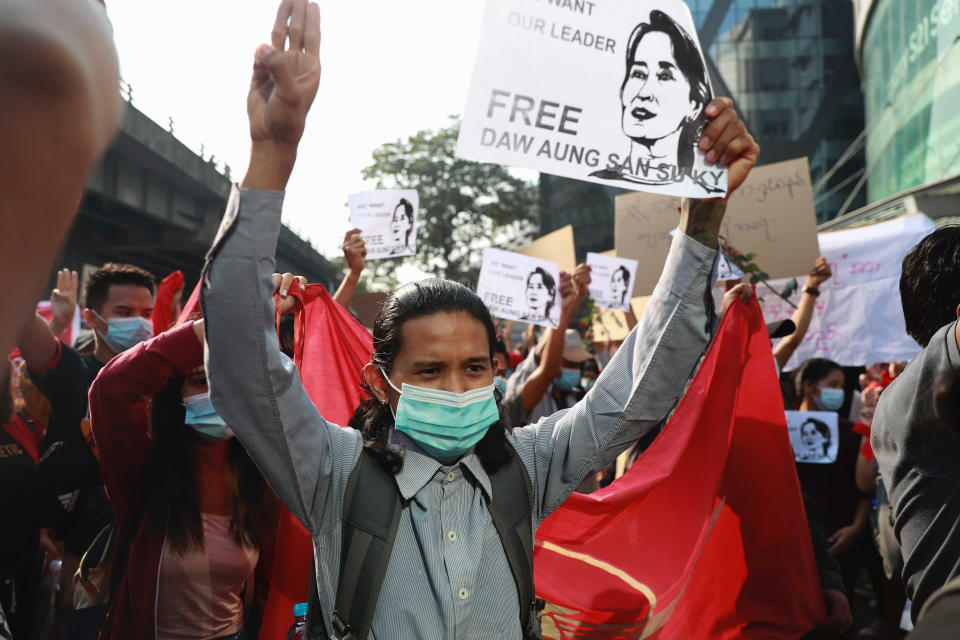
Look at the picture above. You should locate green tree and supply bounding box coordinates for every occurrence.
[362,116,537,283]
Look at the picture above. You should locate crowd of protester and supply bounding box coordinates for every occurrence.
[3,1,960,639]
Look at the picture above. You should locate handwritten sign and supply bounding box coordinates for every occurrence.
[615,157,820,296]
[348,190,419,260]
[586,252,638,312]
[786,411,839,464]
[478,248,561,329]
[517,225,577,274]
[762,213,938,369]
[457,0,724,199]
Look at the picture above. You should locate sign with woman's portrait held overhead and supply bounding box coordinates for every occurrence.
[477,248,561,329]
[348,189,419,260]
[457,0,725,199]
[586,252,638,312]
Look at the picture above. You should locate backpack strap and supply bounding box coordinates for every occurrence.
[487,446,541,639]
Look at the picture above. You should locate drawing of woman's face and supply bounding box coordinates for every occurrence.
[526,273,548,312]
[610,270,627,302]
[620,31,700,142]
[801,422,826,454]
[391,205,412,244]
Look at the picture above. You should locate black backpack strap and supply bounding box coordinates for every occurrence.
[487,446,541,639]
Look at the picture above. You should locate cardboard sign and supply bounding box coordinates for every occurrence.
[518,225,577,274]
[762,213,937,369]
[586,252,638,312]
[615,158,820,296]
[457,0,725,199]
[592,308,632,343]
[786,411,839,464]
[478,248,561,329]
[630,295,652,321]
[347,190,419,260]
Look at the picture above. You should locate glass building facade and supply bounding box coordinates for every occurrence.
[539,0,866,254]
[859,0,960,203]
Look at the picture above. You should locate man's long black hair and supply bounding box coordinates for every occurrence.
[348,278,513,475]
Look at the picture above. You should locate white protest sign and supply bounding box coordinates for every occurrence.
[615,158,820,297]
[786,411,839,464]
[457,0,725,199]
[478,248,561,329]
[586,252,638,312]
[347,190,419,260]
[762,214,938,369]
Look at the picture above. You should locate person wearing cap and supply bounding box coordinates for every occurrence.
[506,267,596,423]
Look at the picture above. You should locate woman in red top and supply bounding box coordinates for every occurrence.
[89,320,278,640]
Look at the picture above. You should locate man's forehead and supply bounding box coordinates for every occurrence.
[396,312,489,360]
[104,283,154,306]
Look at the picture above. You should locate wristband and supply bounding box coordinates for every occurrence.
[804,287,820,297]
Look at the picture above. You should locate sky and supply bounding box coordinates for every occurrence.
[105,0,530,277]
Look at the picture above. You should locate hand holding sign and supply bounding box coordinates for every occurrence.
[342,229,367,276]
[699,98,759,198]
[348,190,419,260]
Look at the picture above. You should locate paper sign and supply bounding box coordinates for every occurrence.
[457,0,725,199]
[348,190,419,260]
[615,158,820,296]
[592,308,632,343]
[478,248,561,329]
[586,252,638,312]
[717,251,744,281]
[762,213,938,369]
[517,225,577,274]
[786,411,839,464]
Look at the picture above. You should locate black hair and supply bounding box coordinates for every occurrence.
[800,417,831,456]
[145,377,269,554]
[492,337,509,360]
[622,10,711,173]
[795,358,843,398]
[900,226,960,347]
[278,313,295,358]
[84,262,155,313]
[350,279,512,475]
[526,267,557,318]
[581,359,600,376]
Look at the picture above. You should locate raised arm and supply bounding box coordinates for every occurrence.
[511,98,759,520]
[774,257,831,368]
[89,322,202,522]
[332,229,366,310]
[203,0,362,533]
[0,0,121,352]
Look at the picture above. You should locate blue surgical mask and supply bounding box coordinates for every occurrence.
[494,376,508,398]
[815,387,845,412]
[92,311,153,353]
[553,367,580,392]
[382,372,499,460]
[183,392,233,440]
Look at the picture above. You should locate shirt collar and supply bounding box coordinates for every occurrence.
[389,430,493,501]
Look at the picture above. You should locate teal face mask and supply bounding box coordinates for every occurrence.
[382,372,499,460]
[815,387,845,412]
[182,392,233,440]
[553,367,580,392]
[92,311,153,353]
[494,376,508,398]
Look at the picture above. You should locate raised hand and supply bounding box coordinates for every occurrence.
[698,97,760,198]
[343,229,367,276]
[571,263,592,307]
[50,268,79,334]
[805,257,832,289]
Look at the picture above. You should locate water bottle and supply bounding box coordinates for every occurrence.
[286,602,309,640]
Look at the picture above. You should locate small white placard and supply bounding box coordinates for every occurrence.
[586,252,639,312]
[457,0,725,199]
[786,410,839,464]
[716,250,744,281]
[347,190,419,260]
[477,248,561,329]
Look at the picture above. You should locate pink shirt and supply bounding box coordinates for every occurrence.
[156,513,259,640]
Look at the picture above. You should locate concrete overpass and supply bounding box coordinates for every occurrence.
[50,99,337,302]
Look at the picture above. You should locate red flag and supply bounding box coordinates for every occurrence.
[534,299,826,639]
[175,279,203,326]
[258,282,374,639]
[152,270,185,334]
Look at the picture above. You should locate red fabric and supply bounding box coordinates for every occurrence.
[175,279,204,326]
[3,413,40,465]
[152,270,185,335]
[258,282,374,639]
[852,421,875,461]
[534,300,826,639]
